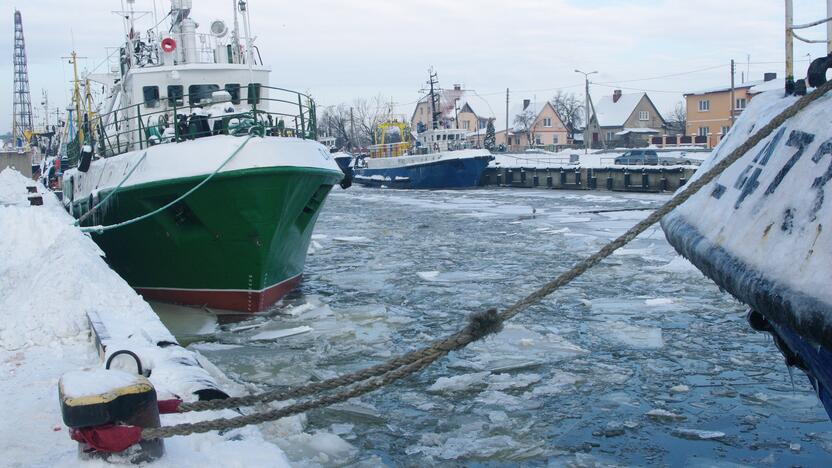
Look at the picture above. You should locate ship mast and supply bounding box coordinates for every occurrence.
[427,70,440,130]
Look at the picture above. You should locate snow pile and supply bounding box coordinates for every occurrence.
[0,168,291,467]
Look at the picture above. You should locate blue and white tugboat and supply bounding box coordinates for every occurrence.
[353,74,492,189]
[662,11,832,419]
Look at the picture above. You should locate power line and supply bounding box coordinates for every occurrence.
[595,63,726,85]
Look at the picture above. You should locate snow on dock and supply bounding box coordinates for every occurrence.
[0,168,290,466]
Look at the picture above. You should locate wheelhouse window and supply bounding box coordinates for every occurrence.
[188,84,220,106]
[142,86,160,108]
[247,83,262,105]
[167,85,184,106]
[224,83,241,104]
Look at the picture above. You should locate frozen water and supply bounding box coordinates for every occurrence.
[186,187,830,466]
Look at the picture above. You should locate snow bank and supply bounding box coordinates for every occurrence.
[0,168,291,467]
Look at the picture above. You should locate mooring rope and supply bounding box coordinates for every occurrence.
[79,135,254,234]
[140,81,832,440]
[75,151,148,226]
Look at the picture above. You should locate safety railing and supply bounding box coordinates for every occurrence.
[87,84,317,159]
[368,141,411,159]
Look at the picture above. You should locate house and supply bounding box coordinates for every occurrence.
[411,84,489,135]
[684,73,779,148]
[587,90,667,148]
[494,99,569,152]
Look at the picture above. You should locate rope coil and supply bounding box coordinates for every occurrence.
[141,81,832,440]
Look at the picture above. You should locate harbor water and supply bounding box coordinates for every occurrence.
[176,187,831,466]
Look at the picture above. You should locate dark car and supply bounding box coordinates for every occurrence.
[614,149,659,166]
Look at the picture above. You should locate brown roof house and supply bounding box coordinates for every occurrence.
[494,99,569,152]
[587,90,667,148]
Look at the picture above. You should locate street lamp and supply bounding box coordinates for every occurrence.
[575,69,597,154]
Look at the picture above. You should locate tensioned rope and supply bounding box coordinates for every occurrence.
[141,81,832,440]
[75,151,148,226]
[80,135,254,234]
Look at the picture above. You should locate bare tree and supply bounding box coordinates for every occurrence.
[353,95,389,146]
[666,101,687,135]
[318,104,353,150]
[551,91,583,142]
[513,109,536,146]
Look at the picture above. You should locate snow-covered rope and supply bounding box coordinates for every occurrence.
[75,151,148,226]
[140,80,832,440]
[80,136,255,234]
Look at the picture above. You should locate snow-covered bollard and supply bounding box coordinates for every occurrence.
[59,368,164,463]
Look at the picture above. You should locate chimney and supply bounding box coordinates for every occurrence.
[453,84,461,91]
[764,72,777,82]
[523,99,531,110]
[613,90,622,103]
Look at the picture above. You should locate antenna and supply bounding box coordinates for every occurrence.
[12,10,34,148]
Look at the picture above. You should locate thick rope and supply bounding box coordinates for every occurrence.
[80,136,254,233]
[75,151,148,226]
[144,81,832,439]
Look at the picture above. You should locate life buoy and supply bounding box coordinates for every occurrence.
[161,37,176,53]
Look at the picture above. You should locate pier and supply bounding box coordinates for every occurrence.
[481,166,697,192]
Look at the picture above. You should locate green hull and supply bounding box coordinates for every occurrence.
[73,166,342,312]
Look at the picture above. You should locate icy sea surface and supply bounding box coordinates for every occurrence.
[183,187,832,466]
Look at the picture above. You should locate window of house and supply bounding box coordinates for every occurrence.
[553,135,559,144]
[247,83,262,105]
[735,98,747,110]
[224,83,241,104]
[543,117,552,127]
[535,136,542,145]
[188,84,220,105]
[606,131,615,141]
[698,127,709,137]
[142,86,160,108]
[420,107,424,115]
[698,100,710,112]
[167,85,184,106]
[463,121,470,130]
[639,110,649,121]
[721,126,731,135]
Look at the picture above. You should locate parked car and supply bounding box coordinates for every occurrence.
[614,149,659,166]
[659,152,696,166]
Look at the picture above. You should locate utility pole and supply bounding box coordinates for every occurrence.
[505,88,509,147]
[730,59,736,127]
[575,69,597,154]
[349,106,355,150]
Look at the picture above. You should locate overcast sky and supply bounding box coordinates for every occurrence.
[1,0,829,131]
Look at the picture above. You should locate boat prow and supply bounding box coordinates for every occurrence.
[661,88,832,416]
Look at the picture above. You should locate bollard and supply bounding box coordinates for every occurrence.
[660,177,668,192]
[546,173,553,187]
[59,357,164,463]
[496,171,503,185]
[28,195,43,206]
[590,176,597,190]
[575,169,582,187]
[26,186,37,193]
[559,170,566,186]
[641,171,649,189]
[679,177,687,187]
[606,176,613,190]
[520,169,527,185]
[533,175,539,187]
[624,171,631,188]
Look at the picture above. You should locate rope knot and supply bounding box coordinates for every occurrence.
[464,308,504,342]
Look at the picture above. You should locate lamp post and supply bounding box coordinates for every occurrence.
[575,69,597,154]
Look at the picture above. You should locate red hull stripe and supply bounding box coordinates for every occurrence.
[135,274,303,313]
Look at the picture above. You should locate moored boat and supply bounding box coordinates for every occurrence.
[353,73,492,189]
[61,0,343,312]
[662,55,832,416]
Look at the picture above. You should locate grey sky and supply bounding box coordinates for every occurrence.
[1,0,828,131]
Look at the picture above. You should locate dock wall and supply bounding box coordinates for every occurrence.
[482,166,698,193]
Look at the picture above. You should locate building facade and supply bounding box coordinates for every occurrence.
[587,90,666,148]
[684,73,778,148]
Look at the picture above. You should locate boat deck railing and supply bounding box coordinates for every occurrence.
[81,84,317,159]
[368,141,411,159]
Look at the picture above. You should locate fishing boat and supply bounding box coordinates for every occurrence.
[662,7,832,418]
[61,0,343,313]
[353,73,492,189]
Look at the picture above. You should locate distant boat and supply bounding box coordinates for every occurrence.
[662,73,832,417]
[353,72,492,189]
[61,0,343,312]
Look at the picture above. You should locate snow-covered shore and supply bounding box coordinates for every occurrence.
[491,148,707,169]
[0,168,291,467]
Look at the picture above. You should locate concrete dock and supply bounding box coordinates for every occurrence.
[481,166,697,193]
